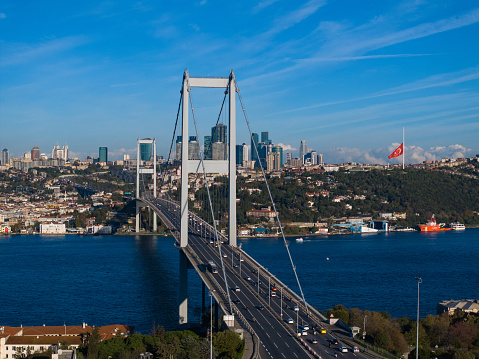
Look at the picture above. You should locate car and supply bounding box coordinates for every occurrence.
[245,276,251,281]
[223,253,227,258]
[287,318,294,324]
[252,269,258,274]
[320,327,327,334]
[301,330,308,336]
[233,264,238,268]
[257,304,265,310]
[353,346,359,353]
[330,338,339,345]
[339,346,348,353]
[302,324,310,331]
[232,299,241,304]
[293,306,299,311]
[271,291,276,297]
[234,286,240,292]
[239,258,244,262]
[271,286,278,291]
[311,338,318,344]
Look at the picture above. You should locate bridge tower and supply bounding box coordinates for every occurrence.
[135,138,157,232]
[179,70,237,248]
[178,70,237,326]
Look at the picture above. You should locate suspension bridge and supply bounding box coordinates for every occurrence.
[133,70,372,359]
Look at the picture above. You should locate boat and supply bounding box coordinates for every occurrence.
[359,225,378,233]
[418,215,451,232]
[450,222,466,230]
[296,237,304,242]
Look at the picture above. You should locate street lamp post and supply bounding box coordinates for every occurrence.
[415,277,422,359]
[257,268,260,295]
[210,291,213,359]
[268,275,271,307]
[363,315,367,341]
[281,287,283,318]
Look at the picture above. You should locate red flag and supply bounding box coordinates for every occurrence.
[388,143,403,159]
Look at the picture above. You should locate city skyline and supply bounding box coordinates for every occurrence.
[1,1,478,164]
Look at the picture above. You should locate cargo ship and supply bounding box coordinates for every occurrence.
[418,215,451,232]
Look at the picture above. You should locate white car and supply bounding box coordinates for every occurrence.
[293,306,299,311]
[301,330,308,336]
[287,318,294,324]
[302,324,310,331]
[234,286,240,292]
[339,346,348,353]
[223,253,227,258]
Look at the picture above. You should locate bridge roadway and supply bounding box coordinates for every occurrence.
[142,197,373,359]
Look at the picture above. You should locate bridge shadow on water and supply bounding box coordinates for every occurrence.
[133,235,203,332]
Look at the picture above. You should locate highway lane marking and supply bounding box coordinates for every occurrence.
[293,353,298,357]
[281,353,286,358]
[274,343,278,348]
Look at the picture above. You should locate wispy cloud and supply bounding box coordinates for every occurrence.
[252,0,279,14]
[0,36,89,66]
[0,13,6,19]
[263,0,326,38]
[297,53,435,63]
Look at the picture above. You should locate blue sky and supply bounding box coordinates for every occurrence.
[1,0,478,164]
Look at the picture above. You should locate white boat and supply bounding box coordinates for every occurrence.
[360,225,378,233]
[296,237,304,242]
[450,222,465,230]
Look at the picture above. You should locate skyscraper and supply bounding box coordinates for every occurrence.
[204,135,212,159]
[251,133,259,163]
[176,136,182,160]
[261,131,271,144]
[212,124,227,144]
[99,147,108,163]
[1,148,8,165]
[188,136,200,160]
[31,146,40,160]
[299,140,307,164]
[272,145,283,168]
[140,139,153,161]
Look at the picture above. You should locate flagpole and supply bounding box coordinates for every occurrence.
[403,127,405,170]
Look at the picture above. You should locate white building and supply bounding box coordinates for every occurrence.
[40,223,66,234]
[87,225,112,234]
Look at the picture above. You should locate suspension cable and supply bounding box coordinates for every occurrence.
[235,82,309,312]
[186,78,233,313]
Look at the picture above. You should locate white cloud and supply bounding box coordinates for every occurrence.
[277,143,296,151]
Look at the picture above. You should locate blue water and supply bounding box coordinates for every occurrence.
[1,229,478,333]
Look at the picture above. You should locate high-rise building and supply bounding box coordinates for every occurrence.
[299,140,307,164]
[140,139,152,161]
[212,124,227,144]
[31,146,40,160]
[242,143,248,164]
[272,145,283,168]
[99,147,108,163]
[212,142,226,160]
[318,153,323,164]
[286,153,292,163]
[176,136,182,160]
[236,143,248,167]
[51,144,68,161]
[310,150,317,165]
[261,131,271,145]
[251,133,259,163]
[188,136,200,160]
[0,149,7,165]
[204,135,212,159]
[266,152,281,171]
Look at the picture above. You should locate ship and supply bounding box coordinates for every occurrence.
[418,215,451,232]
[450,221,466,230]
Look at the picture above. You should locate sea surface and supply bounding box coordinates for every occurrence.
[1,229,478,333]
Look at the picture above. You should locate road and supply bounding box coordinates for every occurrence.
[148,197,374,359]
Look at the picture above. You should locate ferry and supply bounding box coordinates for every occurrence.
[450,222,466,230]
[296,237,304,242]
[418,215,451,232]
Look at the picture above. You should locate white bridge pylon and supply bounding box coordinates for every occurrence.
[180,70,237,248]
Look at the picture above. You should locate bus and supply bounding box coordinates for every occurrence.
[207,260,218,274]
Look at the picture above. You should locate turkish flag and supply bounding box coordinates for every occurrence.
[388,143,403,159]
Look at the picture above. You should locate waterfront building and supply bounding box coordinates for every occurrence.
[188,136,200,160]
[99,147,108,163]
[0,149,7,166]
[140,139,152,161]
[437,299,479,315]
[0,324,133,359]
[31,146,40,160]
[40,222,66,234]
